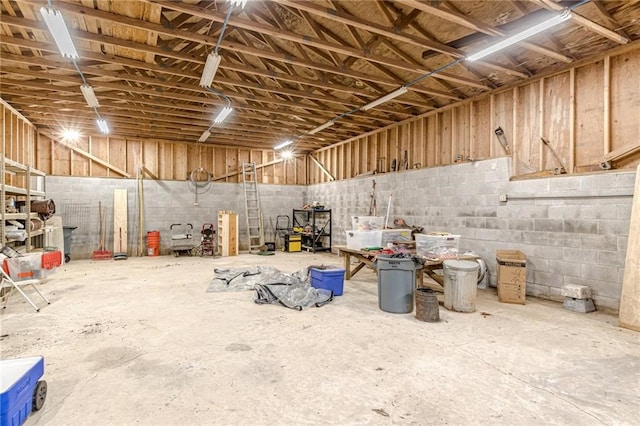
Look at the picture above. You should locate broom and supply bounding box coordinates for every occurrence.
[92,201,112,260]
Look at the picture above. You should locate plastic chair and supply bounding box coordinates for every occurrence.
[0,266,50,312]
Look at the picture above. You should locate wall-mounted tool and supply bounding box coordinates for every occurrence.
[369,179,377,216]
[494,127,511,155]
[541,137,567,175]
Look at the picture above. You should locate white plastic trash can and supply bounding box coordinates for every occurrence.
[443,260,480,312]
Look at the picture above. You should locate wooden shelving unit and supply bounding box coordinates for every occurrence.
[1,100,46,253]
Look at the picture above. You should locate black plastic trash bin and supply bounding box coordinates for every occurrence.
[62,226,77,263]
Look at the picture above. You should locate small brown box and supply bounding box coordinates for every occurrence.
[496,250,527,304]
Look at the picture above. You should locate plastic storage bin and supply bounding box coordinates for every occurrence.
[310,267,346,296]
[5,254,42,281]
[376,255,417,314]
[351,216,385,231]
[1,356,46,426]
[415,234,460,259]
[380,229,412,245]
[345,230,382,250]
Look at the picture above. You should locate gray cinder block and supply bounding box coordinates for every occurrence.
[563,297,596,313]
[562,284,592,299]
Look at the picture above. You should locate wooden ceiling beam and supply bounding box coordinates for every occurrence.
[269,0,529,77]
[142,0,492,89]
[2,19,459,103]
[1,88,353,136]
[440,1,534,79]
[1,49,424,118]
[587,1,630,39]
[398,0,574,64]
[0,77,387,131]
[31,113,326,148]
[5,39,424,118]
[15,103,309,140]
[535,0,629,44]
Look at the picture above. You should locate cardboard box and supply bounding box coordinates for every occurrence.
[496,250,526,304]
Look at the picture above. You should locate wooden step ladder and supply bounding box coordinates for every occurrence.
[241,162,264,253]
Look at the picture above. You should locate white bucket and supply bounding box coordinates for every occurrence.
[443,260,480,312]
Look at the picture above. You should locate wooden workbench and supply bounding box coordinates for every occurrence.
[336,245,446,289]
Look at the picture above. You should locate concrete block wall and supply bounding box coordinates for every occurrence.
[306,157,635,312]
[45,177,306,258]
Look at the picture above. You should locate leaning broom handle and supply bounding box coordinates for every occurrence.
[385,194,393,229]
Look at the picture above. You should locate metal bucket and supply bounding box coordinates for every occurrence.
[415,288,439,322]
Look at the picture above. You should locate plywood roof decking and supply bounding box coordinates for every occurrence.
[1,0,639,152]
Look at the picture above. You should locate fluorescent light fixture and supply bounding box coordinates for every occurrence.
[361,86,408,111]
[214,106,233,124]
[308,121,334,135]
[466,9,572,62]
[200,52,222,87]
[274,140,293,150]
[96,119,109,134]
[80,84,99,107]
[198,129,211,142]
[40,7,78,59]
[228,0,249,8]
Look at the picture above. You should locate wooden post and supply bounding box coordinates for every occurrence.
[603,55,611,155]
[512,87,518,175]
[539,78,545,171]
[619,164,640,331]
[470,101,476,160]
[435,112,441,166]
[569,68,576,173]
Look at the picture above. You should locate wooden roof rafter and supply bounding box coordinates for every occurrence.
[1,0,639,151]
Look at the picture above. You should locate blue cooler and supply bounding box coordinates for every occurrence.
[310,267,346,296]
[1,356,47,426]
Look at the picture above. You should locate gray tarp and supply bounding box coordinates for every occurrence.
[207,266,334,310]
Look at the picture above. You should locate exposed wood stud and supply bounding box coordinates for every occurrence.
[569,68,576,173]
[604,55,611,155]
[539,78,545,171]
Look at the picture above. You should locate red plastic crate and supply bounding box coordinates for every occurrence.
[41,251,62,270]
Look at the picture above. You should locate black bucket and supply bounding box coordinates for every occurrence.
[415,288,439,322]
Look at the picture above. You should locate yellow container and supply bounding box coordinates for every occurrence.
[284,234,301,252]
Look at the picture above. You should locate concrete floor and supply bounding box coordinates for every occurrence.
[1,252,639,425]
